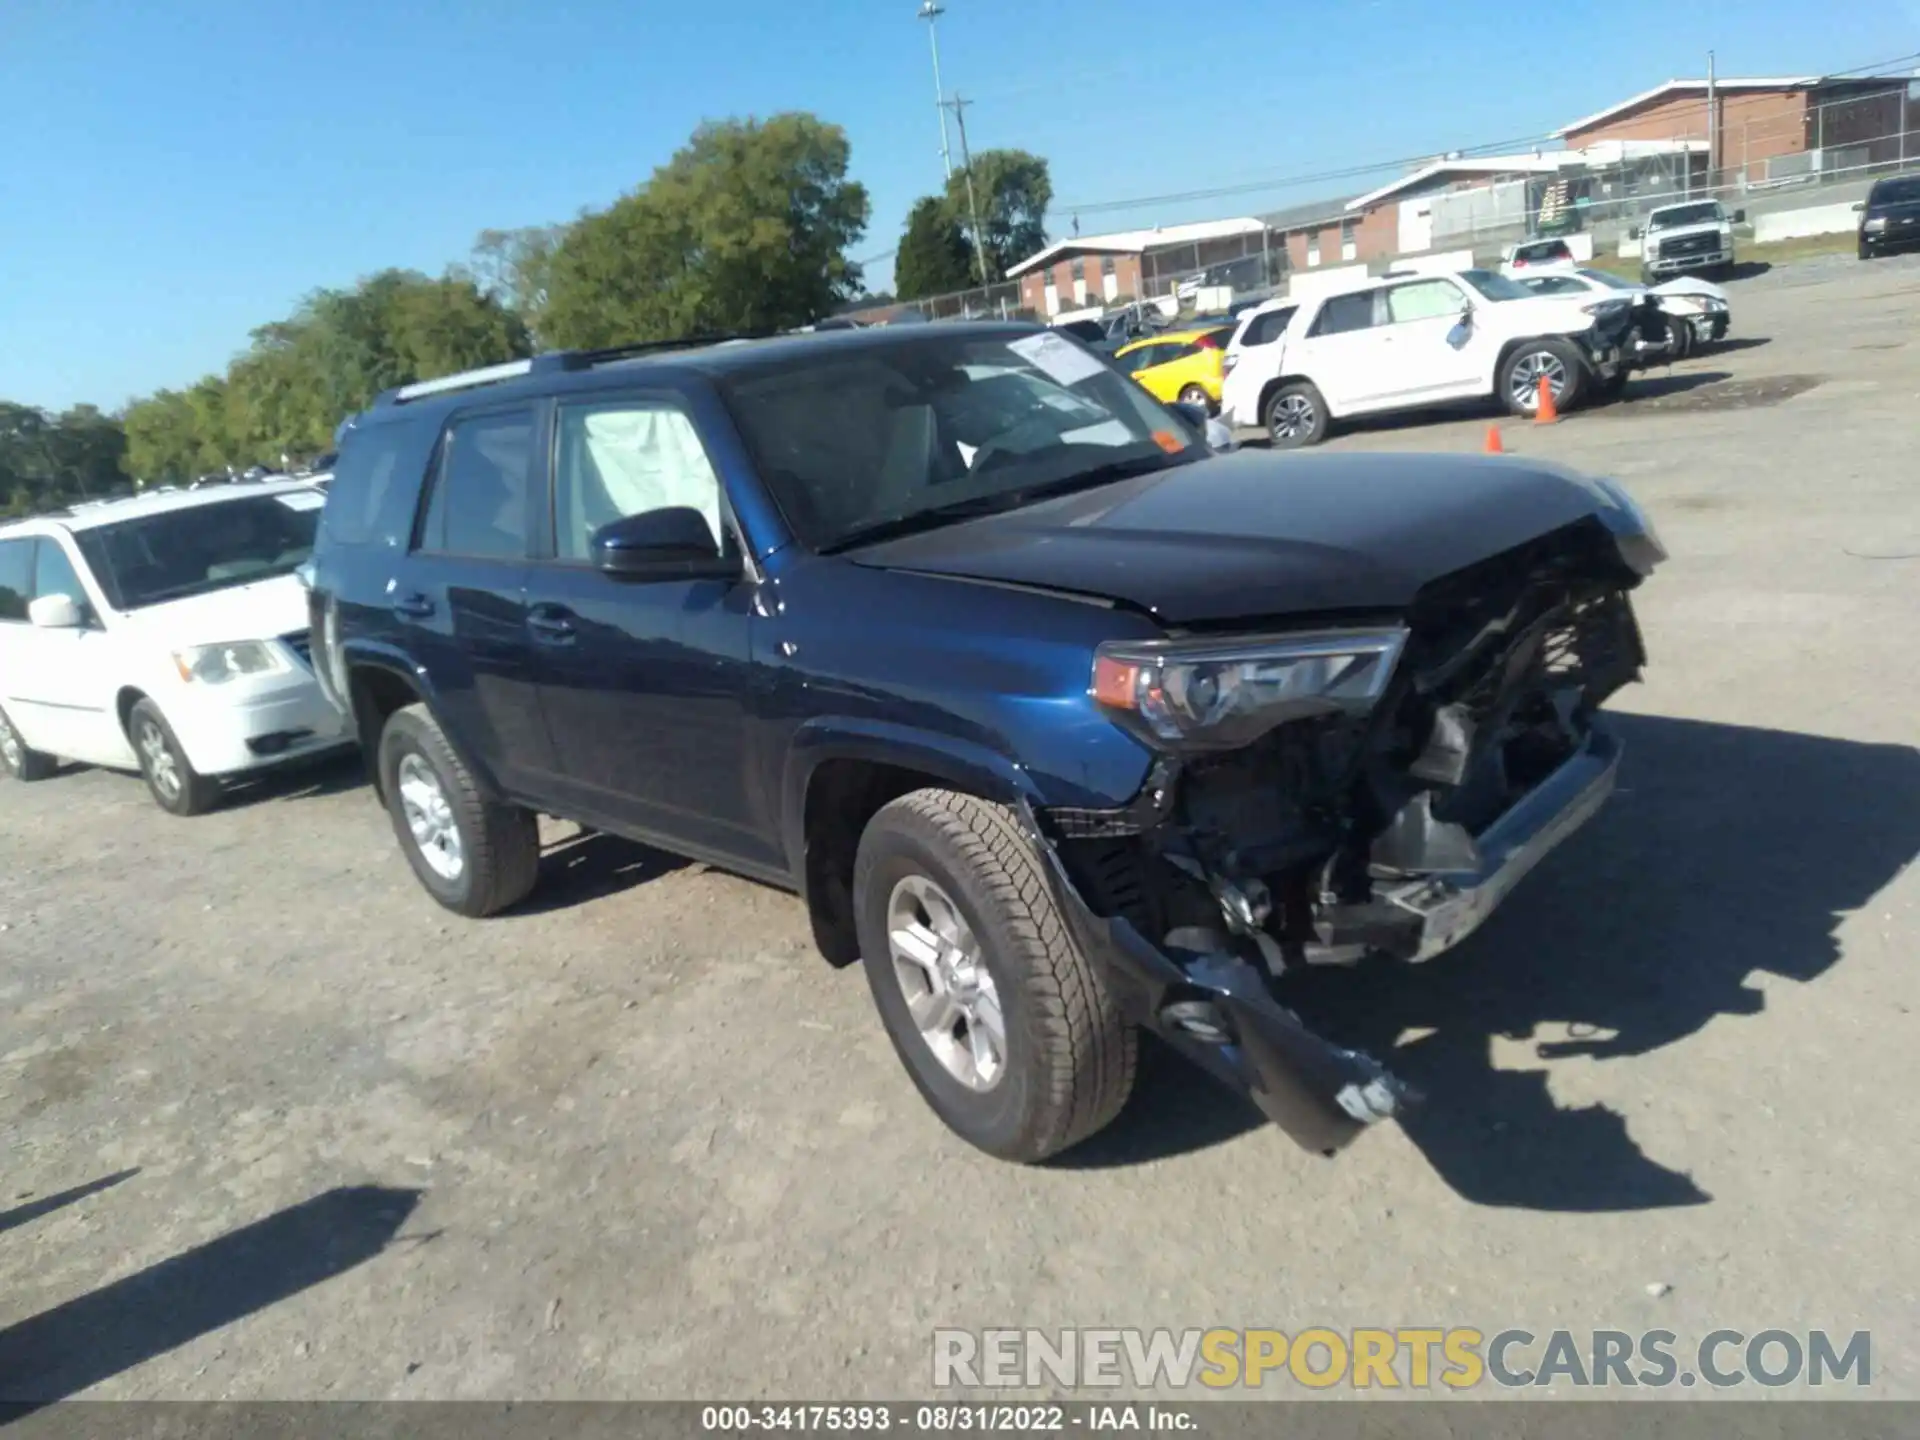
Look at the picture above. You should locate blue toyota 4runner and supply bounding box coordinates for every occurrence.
[306,323,1664,1164]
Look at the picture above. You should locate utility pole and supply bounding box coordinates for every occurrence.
[1705,50,1718,194]
[918,2,954,182]
[945,93,990,284]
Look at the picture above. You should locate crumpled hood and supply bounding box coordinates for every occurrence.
[116,573,311,646]
[847,450,1639,625]
[1651,275,1730,303]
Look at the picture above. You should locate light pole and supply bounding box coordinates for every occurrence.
[918,1,954,181]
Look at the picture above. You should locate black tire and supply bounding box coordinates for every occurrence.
[377,702,539,917]
[1177,383,1212,412]
[1858,241,1872,261]
[853,789,1136,1162]
[1668,317,1694,361]
[1498,338,1586,418]
[129,697,221,816]
[1640,267,1656,287]
[0,702,58,782]
[1262,380,1329,449]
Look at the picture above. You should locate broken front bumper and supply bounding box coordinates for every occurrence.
[1030,722,1622,1157]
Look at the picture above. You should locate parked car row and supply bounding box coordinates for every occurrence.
[0,321,1666,1170]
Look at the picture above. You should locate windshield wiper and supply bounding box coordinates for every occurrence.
[821,453,1182,553]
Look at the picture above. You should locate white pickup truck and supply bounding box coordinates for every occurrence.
[1635,199,1746,284]
[1221,267,1654,447]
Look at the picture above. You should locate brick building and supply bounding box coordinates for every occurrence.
[1007,218,1272,316]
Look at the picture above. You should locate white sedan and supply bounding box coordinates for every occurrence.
[1516,267,1730,359]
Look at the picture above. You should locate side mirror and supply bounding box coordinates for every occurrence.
[592,507,739,583]
[1733,209,1747,224]
[1853,201,1866,213]
[1627,226,1642,241]
[28,593,83,629]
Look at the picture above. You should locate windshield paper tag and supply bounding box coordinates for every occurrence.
[276,491,326,511]
[1009,332,1107,387]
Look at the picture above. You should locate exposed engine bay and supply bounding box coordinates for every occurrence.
[1035,518,1649,1147]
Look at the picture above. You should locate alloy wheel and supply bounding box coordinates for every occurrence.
[1509,351,1569,411]
[397,753,464,881]
[1269,393,1316,441]
[886,874,1006,1092]
[137,719,181,799]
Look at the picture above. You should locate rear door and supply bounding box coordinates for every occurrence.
[398,401,556,797]
[522,388,775,871]
[1222,304,1296,423]
[1297,288,1387,413]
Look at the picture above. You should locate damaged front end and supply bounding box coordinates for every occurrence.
[1028,517,1656,1156]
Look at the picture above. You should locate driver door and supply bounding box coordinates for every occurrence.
[1377,277,1485,404]
[3,535,127,765]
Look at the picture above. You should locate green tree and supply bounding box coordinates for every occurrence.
[894,196,976,300]
[457,225,568,344]
[543,113,870,349]
[946,149,1050,282]
[1,401,131,512]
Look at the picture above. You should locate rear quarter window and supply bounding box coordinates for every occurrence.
[321,419,437,548]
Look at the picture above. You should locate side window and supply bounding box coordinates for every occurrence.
[1385,280,1467,323]
[323,422,423,548]
[31,538,90,612]
[1523,275,1587,296]
[0,537,31,623]
[417,408,536,560]
[1242,307,1296,347]
[1311,291,1378,337]
[551,400,726,563]
[1124,344,1162,371]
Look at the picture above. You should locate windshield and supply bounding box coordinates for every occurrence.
[74,491,323,611]
[1457,269,1535,302]
[718,330,1201,551]
[1650,202,1724,229]
[1871,177,1920,205]
[1578,268,1639,290]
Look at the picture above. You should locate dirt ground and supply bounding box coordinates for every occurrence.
[4,252,1918,1403]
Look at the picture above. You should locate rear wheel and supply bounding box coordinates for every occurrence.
[1500,339,1585,417]
[0,703,57,782]
[1177,383,1211,412]
[377,703,540,917]
[1262,381,1329,448]
[130,698,221,816]
[853,789,1136,1162]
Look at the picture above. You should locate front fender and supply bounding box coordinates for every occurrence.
[779,716,1045,882]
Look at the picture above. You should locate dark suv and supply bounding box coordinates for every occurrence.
[1856,174,1920,260]
[307,323,1664,1164]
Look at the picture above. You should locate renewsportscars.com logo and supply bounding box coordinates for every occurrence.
[932,1328,1873,1391]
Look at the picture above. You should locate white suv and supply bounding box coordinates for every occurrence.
[1220,268,1637,448]
[0,482,351,813]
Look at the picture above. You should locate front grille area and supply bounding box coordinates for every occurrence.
[281,630,314,669]
[1658,232,1719,259]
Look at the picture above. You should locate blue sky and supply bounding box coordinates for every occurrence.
[3,0,1915,411]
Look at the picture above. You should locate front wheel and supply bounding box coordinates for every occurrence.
[1499,339,1586,418]
[854,790,1136,1162]
[130,698,221,815]
[377,703,540,917]
[1668,318,1694,360]
[1858,242,1873,261]
[0,702,57,782]
[1262,381,1329,448]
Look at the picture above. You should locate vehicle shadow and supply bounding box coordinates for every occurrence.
[1052,714,1918,1199]
[218,750,365,809]
[1704,335,1770,355]
[0,1185,425,1408]
[1615,368,1734,401]
[1281,712,1920,1210]
[508,828,690,917]
[0,1169,138,1238]
[1724,260,1774,282]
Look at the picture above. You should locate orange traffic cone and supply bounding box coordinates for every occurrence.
[1534,373,1560,425]
[1484,424,1505,454]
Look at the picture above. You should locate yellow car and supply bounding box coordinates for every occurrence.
[1114,325,1235,411]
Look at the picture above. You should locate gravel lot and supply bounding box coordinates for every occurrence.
[4,254,1919,1403]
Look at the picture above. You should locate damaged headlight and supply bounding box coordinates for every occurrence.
[1091,628,1408,752]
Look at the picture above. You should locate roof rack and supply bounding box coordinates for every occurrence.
[373,333,771,408]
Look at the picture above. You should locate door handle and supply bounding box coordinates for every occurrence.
[527,606,577,644]
[392,591,435,619]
